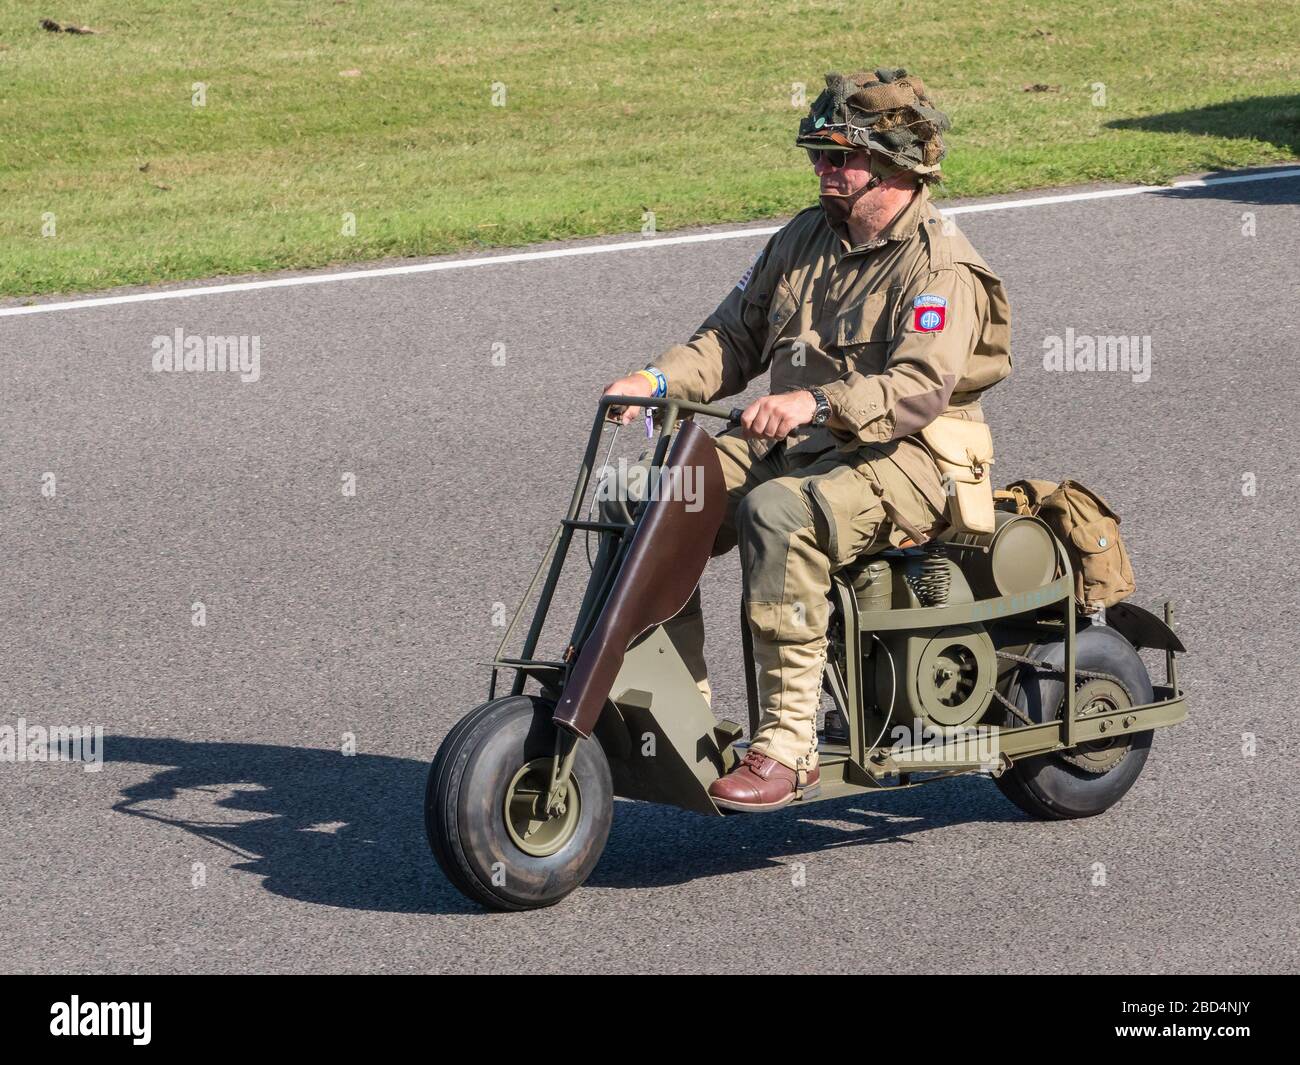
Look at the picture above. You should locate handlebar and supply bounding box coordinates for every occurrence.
[600,394,743,427]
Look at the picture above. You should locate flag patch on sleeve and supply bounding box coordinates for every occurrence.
[736,249,761,292]
[912,294,947,332]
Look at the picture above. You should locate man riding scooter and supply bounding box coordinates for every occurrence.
[602,66,1013,812]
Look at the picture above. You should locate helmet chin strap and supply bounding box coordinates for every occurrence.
[820,173,884,202]
[818,171,884,227]
[820,148,895,206]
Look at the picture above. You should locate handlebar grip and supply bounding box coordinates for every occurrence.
[728,407,745,426]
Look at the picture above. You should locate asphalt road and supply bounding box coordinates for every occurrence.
[2,167,1298,974]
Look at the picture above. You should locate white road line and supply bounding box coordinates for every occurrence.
[3,168,1297,319]
[943,169,1300,215]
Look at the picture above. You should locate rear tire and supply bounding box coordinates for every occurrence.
[995,625,1154,819]
[425,695,613,910]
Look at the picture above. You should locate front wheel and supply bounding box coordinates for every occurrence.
[995,625,1154,820]
[425,695,613,910]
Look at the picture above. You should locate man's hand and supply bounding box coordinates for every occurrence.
[740,390,818,441]
[602,373,657,425]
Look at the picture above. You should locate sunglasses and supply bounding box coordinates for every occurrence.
[805,147,860,168]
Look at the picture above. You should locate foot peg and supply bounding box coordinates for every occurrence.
[821,708,849,744]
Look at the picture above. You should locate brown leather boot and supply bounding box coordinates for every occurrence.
[708,748,820,813]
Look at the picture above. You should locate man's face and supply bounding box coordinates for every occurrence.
[811,148,873,198]
[811,147,876,227]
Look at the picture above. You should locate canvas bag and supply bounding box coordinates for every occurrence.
[920,416,996,534]
[1001,478,1136,611]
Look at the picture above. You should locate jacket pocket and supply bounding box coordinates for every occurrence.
[835,289,895,375]
[759,277,801,364]
[766,278,799,331]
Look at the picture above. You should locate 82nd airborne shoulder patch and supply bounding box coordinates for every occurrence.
[912,293,947,332]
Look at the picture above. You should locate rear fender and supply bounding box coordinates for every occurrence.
[1106,601,1186,653]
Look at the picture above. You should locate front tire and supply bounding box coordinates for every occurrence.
[425,695,613,911]
[995,625,1154,820]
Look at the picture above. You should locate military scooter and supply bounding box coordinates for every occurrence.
[425,396,1187,910]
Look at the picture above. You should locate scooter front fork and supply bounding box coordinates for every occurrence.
[546,730,581,816]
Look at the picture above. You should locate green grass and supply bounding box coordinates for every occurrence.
[1,0,1297,297]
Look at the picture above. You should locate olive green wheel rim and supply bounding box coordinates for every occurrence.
[502,758,582,857]
[1060,678,1132,774]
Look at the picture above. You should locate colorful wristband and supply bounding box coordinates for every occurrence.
[636,367,668,398]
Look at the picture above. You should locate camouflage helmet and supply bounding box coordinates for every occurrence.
[796,67,950,178]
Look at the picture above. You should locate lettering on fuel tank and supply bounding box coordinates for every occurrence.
[969,586,1057,622]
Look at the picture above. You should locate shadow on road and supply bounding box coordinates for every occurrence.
[106,735,476,915]
[105,734,1025,914]
[592,772,1023,890]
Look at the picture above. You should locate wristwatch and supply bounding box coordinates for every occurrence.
[808,387,831,426]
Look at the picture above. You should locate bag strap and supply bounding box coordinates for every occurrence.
[882,499,935,546]
[994,485,1035,516]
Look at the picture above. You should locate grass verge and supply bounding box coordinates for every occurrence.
[1,0,1297,297]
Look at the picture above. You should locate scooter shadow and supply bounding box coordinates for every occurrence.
[104,735,481,916]
[103,735,1025,911]
[590,776,1025,890]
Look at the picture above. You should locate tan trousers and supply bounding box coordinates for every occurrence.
[673,431,945,772]
[605,430,942,773]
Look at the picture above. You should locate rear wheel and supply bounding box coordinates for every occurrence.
[995,625,1154,819]
[425,695,613,910]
